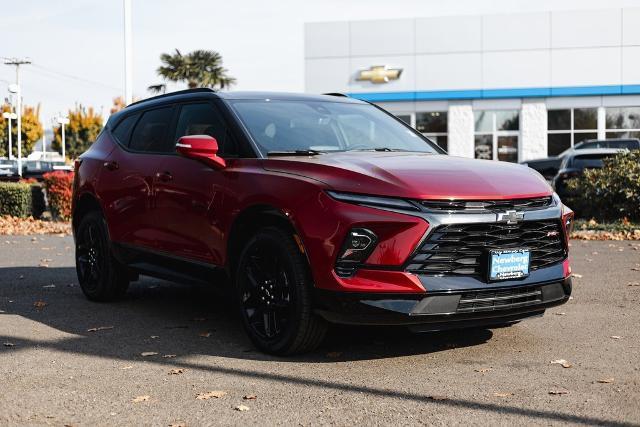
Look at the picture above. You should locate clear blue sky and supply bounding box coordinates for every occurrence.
[1,0,638,128]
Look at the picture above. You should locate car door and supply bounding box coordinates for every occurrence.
[153,101,238,264]
[99,105,175,250]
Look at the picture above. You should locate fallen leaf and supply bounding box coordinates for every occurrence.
[3,342,15,347]
[632,267,640,271]
[196,390,226,400]
[150,335,159,339]
[42,284,55,288]
[326,351,342,358]
[554,312,566,316]
[199,332,211,338]
[571,273,583,278]
[551,359,572,368]
[169,422,187,427]
[162,354,177,358]
[474,368,491,373]
[18,275,24,280]
[132,395,150,403]
[140,352,158,357]
[168,369,185,375]
[597,378,614,384]
[493,392,513,397]
[87,326,114,332]
[121,365,133,370]
[243,395,257,400]
[548,389,569,395]
[234,405,250,412]
[33,301,48,310]
[628,282,640,287]
[610,336,623,340]
[427,395,448,401]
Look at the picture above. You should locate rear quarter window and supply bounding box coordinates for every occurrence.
[111,114,139,146]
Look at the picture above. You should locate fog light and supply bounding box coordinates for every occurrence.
[335,229,378,277]
[338,229,377,262]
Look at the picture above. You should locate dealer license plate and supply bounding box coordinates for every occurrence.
[488,248,530,281]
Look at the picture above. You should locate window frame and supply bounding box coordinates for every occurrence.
[473,110,521,162]
[547,108,598,154]
[604,106,640,140]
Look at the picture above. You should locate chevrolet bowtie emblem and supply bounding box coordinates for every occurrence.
[497,210,524,224]
[356,65,403,84]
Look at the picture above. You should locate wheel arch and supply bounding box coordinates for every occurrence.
[226,204,308,275]
[72,192,104,235]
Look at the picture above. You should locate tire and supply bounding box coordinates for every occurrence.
[235,226,327,355]
[75,211,129,301]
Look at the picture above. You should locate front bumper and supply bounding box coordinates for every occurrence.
[314,275,571,331]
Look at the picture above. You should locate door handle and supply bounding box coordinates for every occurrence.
[103,161,119,171]
[156,171,173,182]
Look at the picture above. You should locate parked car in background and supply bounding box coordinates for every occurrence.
[552,148,621,199]
[522,138,639,180]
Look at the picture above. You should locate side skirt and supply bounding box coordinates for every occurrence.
[112,242,227,287]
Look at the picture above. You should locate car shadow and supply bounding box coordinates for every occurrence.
[1,266,634,427]
[0,266,493,363]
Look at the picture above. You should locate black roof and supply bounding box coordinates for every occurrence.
[107,89,364,128]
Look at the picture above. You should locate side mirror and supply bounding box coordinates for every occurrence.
[175,135,226,169]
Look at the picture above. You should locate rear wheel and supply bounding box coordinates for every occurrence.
[235,226,327,355]
[75,211,129,301]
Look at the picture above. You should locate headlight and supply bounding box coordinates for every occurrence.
[327,191,419,211]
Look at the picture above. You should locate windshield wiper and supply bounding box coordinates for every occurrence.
[346,147,410,152]
[267,149,324,156]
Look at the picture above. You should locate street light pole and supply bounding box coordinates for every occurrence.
[4,58,31,177]
[55,116,70,160]
[2,112,17,160]
[123,0,133,105]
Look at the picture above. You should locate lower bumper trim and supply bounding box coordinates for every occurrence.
[314,278,571,327]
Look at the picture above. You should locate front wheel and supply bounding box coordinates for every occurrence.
[235,226,327,355]
[75,211,129,301]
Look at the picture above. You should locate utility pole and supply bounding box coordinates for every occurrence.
[4,57,31,177]
[123,0,133,105]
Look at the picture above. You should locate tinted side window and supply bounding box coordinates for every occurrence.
[111,114,139,146]
[129,107,174,152]
[173,103,237,157]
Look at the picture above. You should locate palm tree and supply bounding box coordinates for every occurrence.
[148,49,236,93]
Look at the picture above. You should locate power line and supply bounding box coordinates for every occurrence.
[30,63,122,92]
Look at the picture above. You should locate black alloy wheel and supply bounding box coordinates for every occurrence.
[235,226,327,355]
[75,211,129,301]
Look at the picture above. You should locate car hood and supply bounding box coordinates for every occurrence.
[264,152,553,200]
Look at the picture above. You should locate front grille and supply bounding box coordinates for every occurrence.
[405,220,566,277]
[419,196,552,212]
[456,286,542,313]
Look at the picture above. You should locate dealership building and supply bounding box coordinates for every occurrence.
[304,7,640,162]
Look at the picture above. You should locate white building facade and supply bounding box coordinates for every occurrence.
[304,7,640,162]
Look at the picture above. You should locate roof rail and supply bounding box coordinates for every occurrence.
[128,88,216,107]
[323,92,349,98]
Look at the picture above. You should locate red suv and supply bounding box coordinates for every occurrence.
[72,89,573,355]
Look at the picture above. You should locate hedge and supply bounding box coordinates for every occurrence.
[566,150,640,221]
[0,182,32,217]
[42,171,74,221]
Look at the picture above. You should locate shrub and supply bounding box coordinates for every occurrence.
[566,150,640,221]
[43,171,74,221]
[0,182,32,217]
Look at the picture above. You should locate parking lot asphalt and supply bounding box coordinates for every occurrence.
[0,235,639,426]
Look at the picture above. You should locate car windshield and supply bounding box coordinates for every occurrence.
[228,100,440,155]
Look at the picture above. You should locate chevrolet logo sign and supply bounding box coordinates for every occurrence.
[356,65,403,84]
[497,210,524,224]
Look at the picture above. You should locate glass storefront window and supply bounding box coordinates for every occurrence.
[547,108,597,155]
[474,110,519,162]
[395,114,411,125]
[417,111,448,151]
[605,107,640,130]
